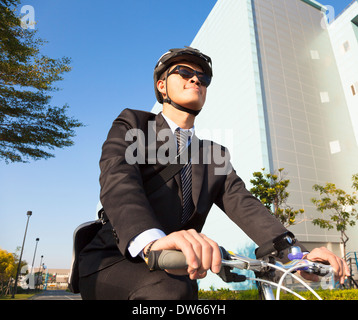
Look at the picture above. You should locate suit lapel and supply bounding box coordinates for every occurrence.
[155,113,205,212]
[155,112,182,195]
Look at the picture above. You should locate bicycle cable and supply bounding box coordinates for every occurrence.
[268,262,323,300]
[245,277,306,300]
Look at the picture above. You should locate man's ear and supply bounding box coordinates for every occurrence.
[157,79,166,98]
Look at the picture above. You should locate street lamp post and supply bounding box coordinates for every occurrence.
[11,211,32,298]
[31,238,40,275]
[39,255,43,272]
[31,238,39,291]
[38,255,44,290]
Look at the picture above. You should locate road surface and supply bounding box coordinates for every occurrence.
[30,290,82,300]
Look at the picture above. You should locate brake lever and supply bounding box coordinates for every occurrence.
[218,265,247,283]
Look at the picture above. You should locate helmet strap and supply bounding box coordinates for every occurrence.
[163,98,201,116]
[163,70,202,116]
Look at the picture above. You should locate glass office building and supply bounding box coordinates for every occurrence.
[152,0,358,289]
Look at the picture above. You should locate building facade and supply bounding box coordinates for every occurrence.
[152,0,358,290]
[328,1,358,146]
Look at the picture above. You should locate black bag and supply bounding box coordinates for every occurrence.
[68,213,104,293]
[68,142,198,293]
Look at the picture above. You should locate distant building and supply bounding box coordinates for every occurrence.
[152,0,358,290]
[34,268,70,289]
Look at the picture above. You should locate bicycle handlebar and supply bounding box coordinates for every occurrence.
[148,245,334,301]
[148,249,188,270]
[276,259,332,276]
[147,247,333,277]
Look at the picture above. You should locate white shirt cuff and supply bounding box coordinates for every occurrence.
[128,228,166,258]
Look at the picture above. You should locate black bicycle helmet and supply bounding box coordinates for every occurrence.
[153,46,213,116]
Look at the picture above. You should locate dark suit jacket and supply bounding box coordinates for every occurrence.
[79,108,302,278]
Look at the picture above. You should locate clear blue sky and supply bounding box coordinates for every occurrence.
[0,0,353,270]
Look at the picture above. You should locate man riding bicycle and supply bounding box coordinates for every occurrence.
[78,47,349,300]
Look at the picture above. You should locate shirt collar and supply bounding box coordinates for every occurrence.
[161,112,195,136]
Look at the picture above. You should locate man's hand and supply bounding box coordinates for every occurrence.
[299,247,350,284]
[144,229,222,280]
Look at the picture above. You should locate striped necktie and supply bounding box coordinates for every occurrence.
[175,128,194,224]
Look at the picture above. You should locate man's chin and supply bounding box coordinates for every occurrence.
[180,100,205,112]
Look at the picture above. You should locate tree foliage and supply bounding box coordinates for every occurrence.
[0,248,16,296]
[0,0,83,163]
[0,247,28,296]
[249,168,305,228]
[311,174,358,258]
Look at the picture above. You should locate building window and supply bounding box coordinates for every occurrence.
[310,50,320,59]
[342,41,350,53]
[320,92,330,103]
[330,140,341,154]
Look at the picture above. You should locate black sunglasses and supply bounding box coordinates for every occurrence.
[167,65,211,87]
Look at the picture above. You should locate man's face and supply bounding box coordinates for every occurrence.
[158,61,207,112]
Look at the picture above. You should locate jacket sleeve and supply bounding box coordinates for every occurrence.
[99,109,163,256]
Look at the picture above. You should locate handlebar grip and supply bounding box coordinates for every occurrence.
[148,250,188,271]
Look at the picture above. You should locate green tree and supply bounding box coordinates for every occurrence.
[0,248,16,296]
[0,247,29,296]
[249,168,305,228]
[311,174,358,259]
[0,0,83,163]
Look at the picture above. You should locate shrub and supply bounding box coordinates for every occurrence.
[198,288,358,300]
